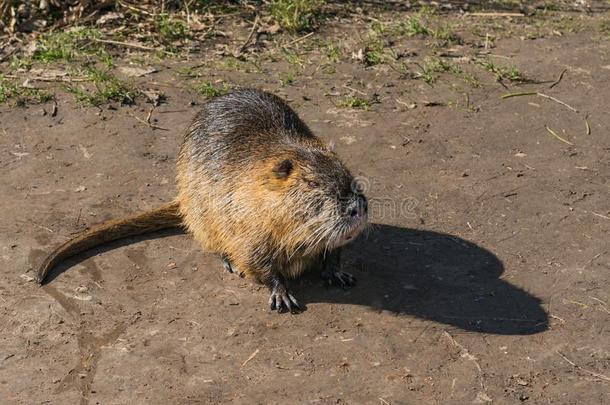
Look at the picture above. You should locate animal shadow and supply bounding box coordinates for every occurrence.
[299,224,548,335]
[36,224,548,335]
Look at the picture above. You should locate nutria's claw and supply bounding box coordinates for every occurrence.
[269,289,302,314]
[222,257,244,278]
[321,270,356,289]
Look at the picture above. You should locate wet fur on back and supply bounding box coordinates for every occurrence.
[177,89,365,283]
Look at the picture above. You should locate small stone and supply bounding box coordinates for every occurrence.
[516,378,529,386]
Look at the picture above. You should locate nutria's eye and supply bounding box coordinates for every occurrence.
[308,180,320,188]
[273,159,293,179]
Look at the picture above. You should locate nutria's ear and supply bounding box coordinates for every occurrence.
[273,159,293,179]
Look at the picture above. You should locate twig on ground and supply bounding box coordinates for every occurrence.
[537,92,578,112]
[117,0,156,17]
[545,125,574,146]
[395,98,415,108]
[550,314,566,324]
[92,38,171,54]
[241,349,260,368]
[556,351,610,382]
[476,51,513,60]
[75,208,82,227]
[30,221,54,233]
[238,14,259,54]
[157,109,188,114]
[589,296,610,315]
[343,84,367,96]
[127,112,169,131]
[586,252,603,266]
[501,91,578,113]
[3,74,89,82]
[184,0,192,24]
[590,212,609,220]
[443,331,486,391]
[501,91,538,99]
[146,105,155,124]
[585,114,591,135]
[549,68,567,89]
[488,54,513,60]
[466,12,525,17]
[287,32,314,45]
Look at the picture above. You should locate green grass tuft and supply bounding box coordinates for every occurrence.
[399,15,430,36]
[415,57,460,84]
[600,19,610,37]
[361,36,385,66]
[432,24,460,46]
[325,43,341,63]
[282,47,304,67]
[33,27,103,63]
[394,6,459,46]
[0,75,53,106]
[156,14,189,42]
[279,72,296,86]
[478,59,526,82]
[270,0,325,33]
[193,81,230,97]
[338,95,371,109]
[10,55,33,70]
[67,67,137,106]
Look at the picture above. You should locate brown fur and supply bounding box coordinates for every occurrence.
[176,90,366,295]
[38,89,367,312]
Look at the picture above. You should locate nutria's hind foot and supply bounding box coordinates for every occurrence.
[222,256,244,278]
[321,270,356,289]
[269,288,302,314]
[267,274,302,314]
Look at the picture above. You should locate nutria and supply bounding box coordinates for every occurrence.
[37,89,368,313]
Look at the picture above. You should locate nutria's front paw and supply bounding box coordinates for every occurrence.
[269,287,302,314]
[321,270,356,289]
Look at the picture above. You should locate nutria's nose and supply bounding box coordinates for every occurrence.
[346,196,368,218]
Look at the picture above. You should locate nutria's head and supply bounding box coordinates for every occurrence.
[261,146,368,256]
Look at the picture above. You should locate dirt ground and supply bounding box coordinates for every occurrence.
[1,4,609,405]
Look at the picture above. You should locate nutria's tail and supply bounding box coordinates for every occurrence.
[37,201,183,284]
